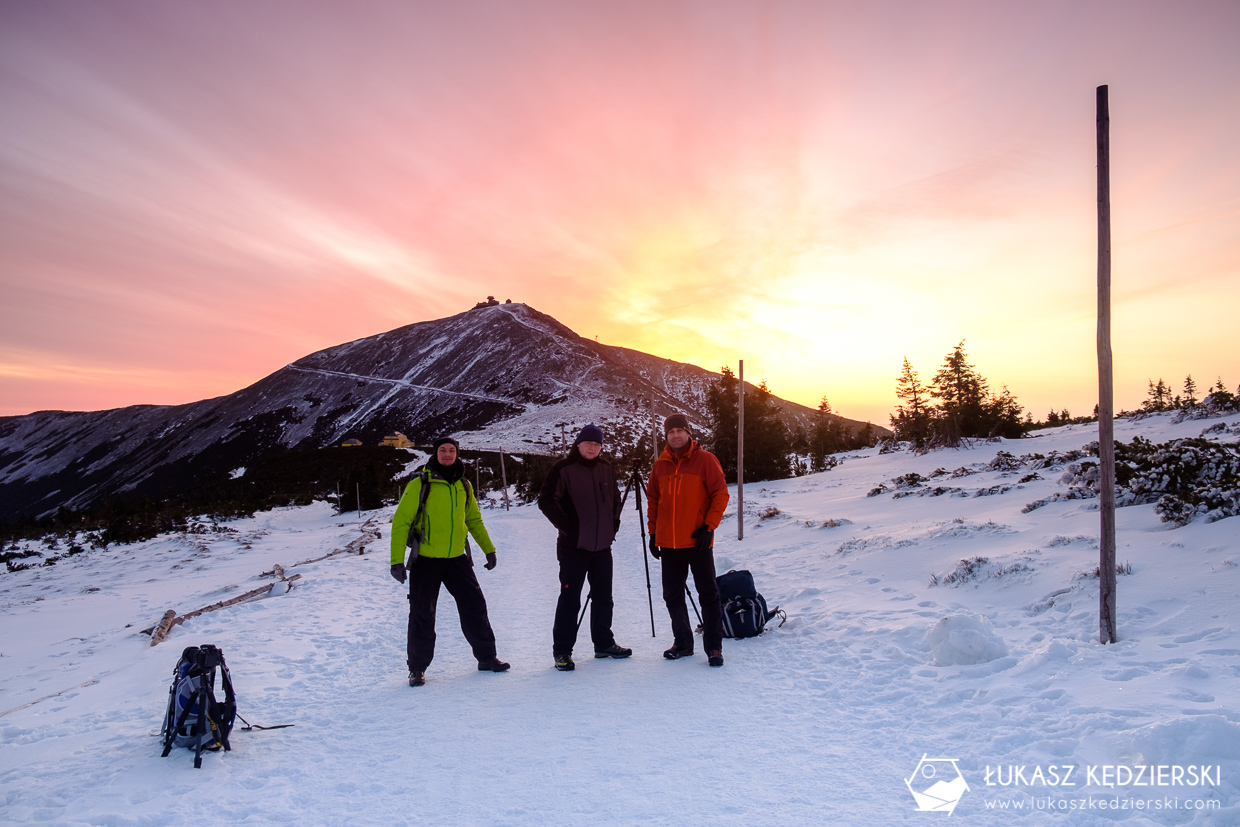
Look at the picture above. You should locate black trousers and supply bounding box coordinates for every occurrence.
[407,555,497,671]
[660,547,723,652]
[552,545,615,656]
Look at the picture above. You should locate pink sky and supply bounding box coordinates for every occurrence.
[2,0,1238,425]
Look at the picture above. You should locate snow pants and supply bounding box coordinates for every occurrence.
[552,544,615,657]
[407,554,497,672]
[659,547,724,653]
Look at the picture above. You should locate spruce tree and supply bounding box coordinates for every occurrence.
[891,357,933,449]
[705,369,791,483]
[810,397,838,471]
[930,340,990,443]
[706,366,739,477]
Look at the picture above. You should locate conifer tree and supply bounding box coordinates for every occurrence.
[706,366,739,475]
[1183,375,1198,408]
[1144,378,1171,412]
[810,397,839,472]
[1205,377,1236,411]
[705,369,792,483]
[891,357,932,448]
[931,340,990,442]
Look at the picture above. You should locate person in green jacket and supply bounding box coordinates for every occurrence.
[390,436,509,686]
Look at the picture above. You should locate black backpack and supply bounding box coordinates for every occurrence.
[716,570,786,639]
[160,644,237,768]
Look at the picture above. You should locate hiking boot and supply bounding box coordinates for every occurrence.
[477,657,511,672]
[408,671,426,687]
[708,650,724,667]
[663,644,694,660]
[594,644,633,659]
[554,654,575,671]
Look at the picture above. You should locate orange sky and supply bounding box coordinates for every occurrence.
[2,0,1238,426]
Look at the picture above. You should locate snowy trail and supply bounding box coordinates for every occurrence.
[3,412,1240,824]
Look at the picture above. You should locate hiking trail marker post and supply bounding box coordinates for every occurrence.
[499,449,510,511]
[737,360,745,542]
[1097,84,1117,645]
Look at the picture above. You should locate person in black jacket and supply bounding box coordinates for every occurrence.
[538,423,631,671]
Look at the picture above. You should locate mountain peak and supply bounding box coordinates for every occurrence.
[0,305,878,519]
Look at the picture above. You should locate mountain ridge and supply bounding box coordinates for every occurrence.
[0,303,881,520]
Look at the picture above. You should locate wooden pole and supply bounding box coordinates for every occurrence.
[499,449,510,511]
[737,360,745,541]
[1097,84,1117,644]
[651,402,660,464]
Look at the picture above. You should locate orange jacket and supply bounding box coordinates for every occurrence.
[646,440,730,549]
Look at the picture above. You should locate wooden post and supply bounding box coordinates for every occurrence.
[651,402,660,464]
[475,459,481,497]
[1097,84,1117,644]
[737,360,745,541]
[499,449,510,511]
[356,482,362,516]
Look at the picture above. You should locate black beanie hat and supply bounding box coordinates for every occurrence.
[663,413,691,435]
[574,423,604,445]
[432,436,459,452]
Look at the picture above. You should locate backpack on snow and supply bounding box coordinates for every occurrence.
[160,644,237,768]
[716,569,787,639]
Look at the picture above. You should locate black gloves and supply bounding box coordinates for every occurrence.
[692,525,714,552]
[390,564,407,584]
[648,536,661,559]
[484,552,497,570]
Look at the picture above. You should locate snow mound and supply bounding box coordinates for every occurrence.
[1103,715,1240,769]
[926,613,1009,665]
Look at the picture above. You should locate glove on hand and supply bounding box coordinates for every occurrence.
[389,563,407,584]
[692,525,714,552]
[648,536,661,559]
[484,552,497,570]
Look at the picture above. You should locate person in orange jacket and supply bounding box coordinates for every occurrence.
[646,413,730,666]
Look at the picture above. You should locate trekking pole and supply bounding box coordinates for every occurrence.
[685,586,702,625]
[632,466,656,637]
[576,592,592,633]
[192,671,209,769]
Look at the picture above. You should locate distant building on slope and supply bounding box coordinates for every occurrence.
[341,438,363,447]
[381,432,413,449]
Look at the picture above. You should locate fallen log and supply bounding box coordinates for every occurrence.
[142,575,302,642]
[149,610,178,647]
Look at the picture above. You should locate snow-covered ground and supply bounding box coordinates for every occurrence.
[3,411,1240,825]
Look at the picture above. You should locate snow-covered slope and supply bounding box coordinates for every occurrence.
[2,411,1238,824]
[0,303,874,521]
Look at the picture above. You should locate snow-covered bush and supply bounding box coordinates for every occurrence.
[1021,436,1240,526]
[926,613,1009,665]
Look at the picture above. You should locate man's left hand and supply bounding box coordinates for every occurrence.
[691,525,713,552]
[484,552,497,570]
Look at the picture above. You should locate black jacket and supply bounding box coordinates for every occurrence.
[538,449,622,552]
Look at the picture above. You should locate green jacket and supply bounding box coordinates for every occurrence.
[390,468,497,564]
